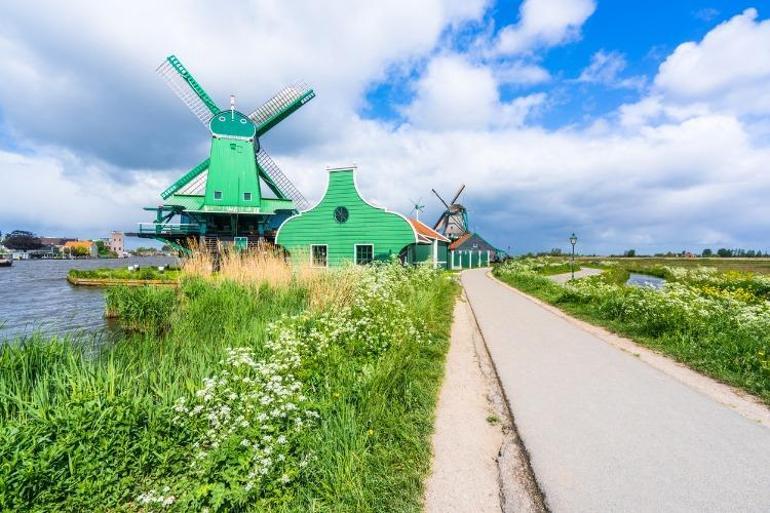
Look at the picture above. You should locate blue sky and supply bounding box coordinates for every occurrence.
[1,0,770,254]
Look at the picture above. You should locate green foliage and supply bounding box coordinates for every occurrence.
[69,267,181,282]
[0,264,457,512]
[494,259,770,404]
[104,286,178,334]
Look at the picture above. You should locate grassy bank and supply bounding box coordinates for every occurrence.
[579,256,770,274]
[68,267,181,286]
[493,259,770,405]
[1,255,457,512]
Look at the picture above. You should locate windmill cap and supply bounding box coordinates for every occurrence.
[209,110,256,139]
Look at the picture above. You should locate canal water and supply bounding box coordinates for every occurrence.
[0,257,177,341]
[626,273,666,290]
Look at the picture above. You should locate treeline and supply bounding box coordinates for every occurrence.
[701,248,768,258]
[612,248,769,258]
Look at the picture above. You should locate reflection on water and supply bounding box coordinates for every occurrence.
[0,256,177,341]
[626,273,666,290]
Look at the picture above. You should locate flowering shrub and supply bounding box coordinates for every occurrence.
[134,263,444,511]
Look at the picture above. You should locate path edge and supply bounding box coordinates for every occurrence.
[460,274,551,513]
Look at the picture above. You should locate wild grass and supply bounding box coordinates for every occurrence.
[0,257,457,512]
[69,267,180,282]
[494,258,770,404]
[105,285,177,334]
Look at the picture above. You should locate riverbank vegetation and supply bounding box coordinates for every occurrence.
[579,256,770,274]
[493,258,770,405]
[1,252,457,512]
[68,266,181,285]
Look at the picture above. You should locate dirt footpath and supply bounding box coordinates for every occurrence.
[423,292,545,513]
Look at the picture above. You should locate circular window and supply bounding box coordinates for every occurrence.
[218,116,226,121]
[334,206,349,224]
[240,118,247,124]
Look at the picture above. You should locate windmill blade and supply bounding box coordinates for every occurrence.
[450,183,466,205]
[157,55,220,126]
[248,83,316,137]
[256,149,310,211]
[431,189,451,210]
[161,159,209,199]
[433,211,448,230]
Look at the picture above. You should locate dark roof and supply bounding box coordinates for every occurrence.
[449,232,496,252]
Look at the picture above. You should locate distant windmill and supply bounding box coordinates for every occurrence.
[432,184,469,239]
[409,198,425,221]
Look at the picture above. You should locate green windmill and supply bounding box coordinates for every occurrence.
[137,55,315,249]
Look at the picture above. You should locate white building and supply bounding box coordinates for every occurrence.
[109,231,126,257]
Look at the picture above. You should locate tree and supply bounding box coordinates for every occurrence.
[624,249,636,257]
[716,248,732,258]
[702,248,713,257]
[3,230,42,251]
[71,246,90,257]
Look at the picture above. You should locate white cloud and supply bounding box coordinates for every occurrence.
[1,1,770,253]
[275,111,770,251]
[0,0,488,168]
[494,61,551,85]
[577,50,645,90]
[653,8,770,117]
[404,54,545,130]
[0,149,169,237]
[495,0,596,55]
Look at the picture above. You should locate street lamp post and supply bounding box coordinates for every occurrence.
[569,233,578,280]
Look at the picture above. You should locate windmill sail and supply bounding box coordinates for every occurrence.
[161,159,210,199]
[156,55,220,126]
[256,150,310,211]
[249,83,315,136]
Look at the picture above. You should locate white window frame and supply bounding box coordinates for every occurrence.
[310,244,328,268]
[354,243,374,265]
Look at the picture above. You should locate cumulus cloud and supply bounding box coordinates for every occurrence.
[623,8,770,126]
[0,0,488,169]
[495,0,596,55]
[0,149,170,237]
[1,1,770,254]
[403,54,545,130]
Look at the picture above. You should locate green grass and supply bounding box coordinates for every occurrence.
[0,265,457,512]
[493,262,770,405]
[580,256,770,274]
[69,267,181,282]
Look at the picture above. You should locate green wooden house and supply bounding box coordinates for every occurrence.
[448,232,497,269]
[276,167,448,267]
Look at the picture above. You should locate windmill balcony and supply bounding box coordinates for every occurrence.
[137,223,202,236]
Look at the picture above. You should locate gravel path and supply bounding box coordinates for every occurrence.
[423,297,504,513]
[548,267,603,283]
[461,268,770,513]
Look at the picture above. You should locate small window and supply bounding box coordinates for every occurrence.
[243,192,252,201]
[311,245,327,267]
[214,191,223,200]
[355,244,373,265]
[334,206,349,224]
